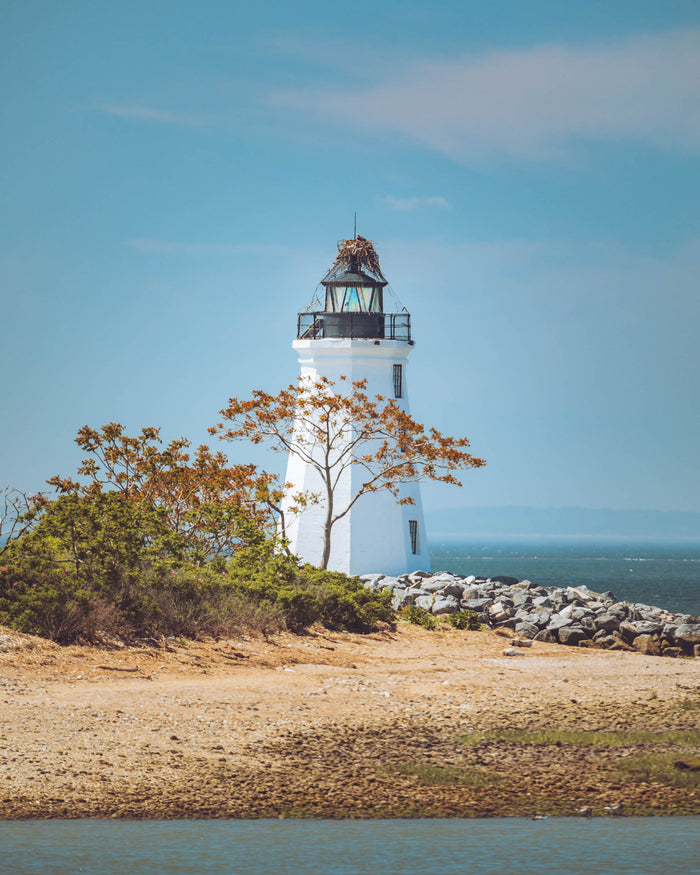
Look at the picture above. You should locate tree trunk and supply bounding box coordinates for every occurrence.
[320,486,333,570]
[321,516,333,569]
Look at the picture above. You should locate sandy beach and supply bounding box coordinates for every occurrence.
[1,624,698,819]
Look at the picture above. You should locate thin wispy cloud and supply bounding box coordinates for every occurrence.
[271,28,700,163]
[382,195,450,211]
[100,104,212,127]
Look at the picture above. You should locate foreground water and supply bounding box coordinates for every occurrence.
[429,537,700,616]
[2,818,699,874]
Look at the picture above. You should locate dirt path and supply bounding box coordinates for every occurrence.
[1,625,698,819]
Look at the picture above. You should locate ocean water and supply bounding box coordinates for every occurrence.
[1,817,698,875]
[428,537,700,617]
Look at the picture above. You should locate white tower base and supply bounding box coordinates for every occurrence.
[282,338,431,577]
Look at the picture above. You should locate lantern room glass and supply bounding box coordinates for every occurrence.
[325,285,383,314]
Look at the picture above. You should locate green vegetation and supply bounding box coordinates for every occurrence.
[0,523,393,642]
[458,729,700,746]
[446,609,482,630]
[678,698,700,711]
[454,727,700,792]
[615,752,700,789]
[0,423,394,643]
[398,605,481,632]
[384,762,503,788]
[399,605,436,630]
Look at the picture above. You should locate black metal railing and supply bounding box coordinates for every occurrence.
[297,312,411,342]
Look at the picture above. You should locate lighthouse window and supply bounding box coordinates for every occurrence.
[409,520,419,554]
[342,287,362,312]
[326,288,340,311]
[393,364,403,398]
[333,285,381,313]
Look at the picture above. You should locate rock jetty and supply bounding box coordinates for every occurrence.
[361,571,700,657]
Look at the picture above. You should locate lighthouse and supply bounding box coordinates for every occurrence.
[281,237,430,576]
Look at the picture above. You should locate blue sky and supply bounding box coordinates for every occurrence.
[2,0,700,518]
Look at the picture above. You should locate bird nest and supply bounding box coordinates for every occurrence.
[324,236,386,282]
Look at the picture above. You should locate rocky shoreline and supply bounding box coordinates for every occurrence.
[362,571,700,657]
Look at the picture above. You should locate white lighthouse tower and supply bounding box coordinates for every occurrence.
[282,237,430,577]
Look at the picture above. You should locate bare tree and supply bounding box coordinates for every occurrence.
[211,377,485,569]
[0,487,45,556]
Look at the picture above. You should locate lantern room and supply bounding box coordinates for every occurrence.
[297,237,411,342]
[323,268,385,314]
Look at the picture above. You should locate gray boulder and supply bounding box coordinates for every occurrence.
[620,620,663,641]
[533,629,556,643]
[618,621,639,643]
[432,594,461,615]
[405,586,427,601]
[580,616,597,634]
[377,576,403,592]
[558,625,588,646]
[421,577,452,593]
[515,621,540,639]
[415,595,434,612]
[360,574,385,590]
[391,590,411,610]
[594,634,617,649]
[547,614,573,632]
[675,624,700,645]
[406,570,431,585]
[594,613,620,633]
[462,597,493,612]
[632,620,664,636]
[607,602,631,620]
[632,634,660,655]
[488,601,512,623]
[442,581,468,599]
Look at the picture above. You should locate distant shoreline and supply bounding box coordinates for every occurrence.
[425,506,700,540]
[429,533,700,544]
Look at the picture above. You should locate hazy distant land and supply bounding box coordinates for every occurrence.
[425,506,700,540]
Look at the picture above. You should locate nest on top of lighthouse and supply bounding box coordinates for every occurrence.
[323,236,387,283]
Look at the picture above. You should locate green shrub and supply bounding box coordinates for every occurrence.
[0,487,395,641]
[225,552,394,633]
[447,610,482,631]
[400,605,436,630]
[275,587,320,630]
[0,534,394,641]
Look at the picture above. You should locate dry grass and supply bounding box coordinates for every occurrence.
[615,752,700,788]
[458,729,700,747]
[384,763,503,788]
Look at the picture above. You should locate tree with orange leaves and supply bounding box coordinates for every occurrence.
[47,422,286,559]
[211,378,485,569]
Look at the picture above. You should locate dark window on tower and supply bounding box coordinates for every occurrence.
[409,519,419,554]
[393,364,403,398]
